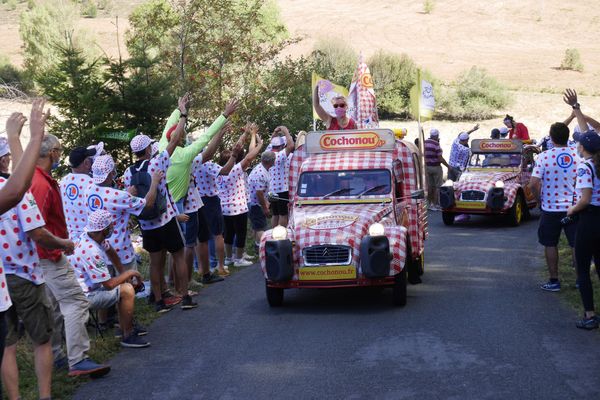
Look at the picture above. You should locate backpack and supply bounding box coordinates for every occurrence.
[129,160,167,220]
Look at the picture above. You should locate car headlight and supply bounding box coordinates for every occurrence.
[272,225,288,240]
[368,223,385,237]
[495,180,505,189]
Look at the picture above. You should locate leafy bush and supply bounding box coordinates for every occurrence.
[7,0,17,11]
[423,0,435,14]
[560,48,584,72]
[438,66,511,120]
[0,54,34,95]
[368,50,418,117]
[81,0,97,18]
[312,38,358,88]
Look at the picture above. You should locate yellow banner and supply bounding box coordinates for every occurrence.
[312,72,349,121]
[298,265,356,281]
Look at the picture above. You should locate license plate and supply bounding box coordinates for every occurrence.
[455,201,486,210]
[298,265,356,280]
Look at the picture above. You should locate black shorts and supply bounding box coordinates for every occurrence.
[201,195,224,236]
[141,217,185,253]
[538,211,577,247]
[270,191,289,216]
[249,204,268,231]
[196,207,211,243]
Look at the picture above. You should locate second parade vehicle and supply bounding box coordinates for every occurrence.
[259,129,427,307]
[439,139,540,226]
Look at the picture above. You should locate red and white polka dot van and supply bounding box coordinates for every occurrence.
[259,129,427,307]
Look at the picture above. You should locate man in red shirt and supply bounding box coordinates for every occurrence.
[504,115,530,140]
[29,134,110,377]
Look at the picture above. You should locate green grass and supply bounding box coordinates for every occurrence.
[556,237,600,316]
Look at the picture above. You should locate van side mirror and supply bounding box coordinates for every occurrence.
[410,189,425,200]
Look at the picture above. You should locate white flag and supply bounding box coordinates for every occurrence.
[420,79,435,120]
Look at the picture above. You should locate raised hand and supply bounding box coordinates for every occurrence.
[472,124,480,131]
[563,88,578,107]
[178,93,190,113]
[151,170,164,185]
[224,98,240,118]
[5,112,27,138]
[29,98,50,141]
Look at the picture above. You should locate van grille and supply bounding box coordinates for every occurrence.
[303,245,352,266]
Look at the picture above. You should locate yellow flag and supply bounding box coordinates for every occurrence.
[312,72,349,120]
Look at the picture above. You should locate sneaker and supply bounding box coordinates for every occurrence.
[155,300,172,314]
[115,321,148,338]
[201,272,225,284]
[217,268,231,277]
[188,289,199,297]
[576,316,599,330]
[242,252,256,261]
[188,278,204,291]
[540,281,561,292]
[224,257,234,266]
[68,359,111,378]
[233,258,253,267]
[121,333,151,348]
[181,295,198,310]
[164,295,182,307]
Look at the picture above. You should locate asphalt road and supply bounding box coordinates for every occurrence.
[75,210,600,400]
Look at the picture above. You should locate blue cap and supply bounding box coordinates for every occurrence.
[579,131,600,153]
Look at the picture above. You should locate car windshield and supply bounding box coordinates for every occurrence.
[298,169,391,198]
[469,153,522,168]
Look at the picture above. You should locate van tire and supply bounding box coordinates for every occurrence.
[392,268,407,307]
[266,284,284,307]
[442,212,455,226]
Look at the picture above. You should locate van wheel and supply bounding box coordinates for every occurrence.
[442,212,455,226]
[508,194,524,226]
[266,284,284,307]
[392,268,407,307]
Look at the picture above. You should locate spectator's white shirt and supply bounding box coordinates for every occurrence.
[60,172,94,239]
[0,180,46,287]
[449,137,471,170]
[217,163,248,216]
[576,159,600,206]
[532,146,580,212]
[186,154,205,213]
[84,183,146,264]
[71,233,111,294]
[123,151,179,231]
[248,163,270,206]
[196,161,222,197]
[269,151,289,193]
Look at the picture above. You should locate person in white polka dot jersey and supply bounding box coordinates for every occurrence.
[218,123,264,266]
[530,96,582,293]
[0,100,88,398]
[563,90,600,330]
[86,154,163,271]
[71,209,150,348]
[60,143,104,240]
[266,126,294,228]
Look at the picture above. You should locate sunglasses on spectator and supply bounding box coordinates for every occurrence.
[333,104,347,109]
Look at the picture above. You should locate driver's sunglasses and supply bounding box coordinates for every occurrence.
[333,104,347,109]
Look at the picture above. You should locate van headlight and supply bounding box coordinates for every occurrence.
[272,225,288,240]
[368,223,385,237]
[495,180,505,189]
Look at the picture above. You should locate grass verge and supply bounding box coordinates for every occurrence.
[556,237,600,317]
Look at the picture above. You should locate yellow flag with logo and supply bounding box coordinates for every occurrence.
[312,72,349,120]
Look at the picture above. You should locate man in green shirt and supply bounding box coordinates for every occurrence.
[158,94,240,202]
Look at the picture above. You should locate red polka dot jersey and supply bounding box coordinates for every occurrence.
[60,173,94,239]
[217,163,249,216]
[576,160,600,206]
[70,233,112,294]
[268,150,289,193]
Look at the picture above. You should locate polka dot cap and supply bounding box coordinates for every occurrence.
[85,209,113,232]
[130,134,152,153]
[92,155,115,184]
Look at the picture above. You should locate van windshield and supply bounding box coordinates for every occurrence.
[298,169,391,198]
[469,153,522,168]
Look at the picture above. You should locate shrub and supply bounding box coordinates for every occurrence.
[311,38,358,88]
[81,0,97,18]
[423,0,435,14]
[7,0,17,11]
[368,50,418,117]
[560,48,584,72]
[438,66,511,120]
[0,54,34,95]
[97,0,112,11]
